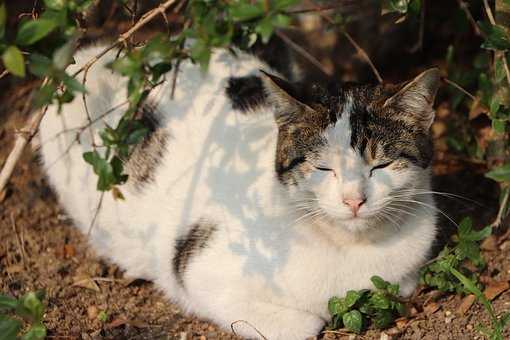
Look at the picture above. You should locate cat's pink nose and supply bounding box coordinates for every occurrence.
[342,197,366,216]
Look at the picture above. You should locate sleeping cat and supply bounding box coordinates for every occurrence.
[39,45,439,339]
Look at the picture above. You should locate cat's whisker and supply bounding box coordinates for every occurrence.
[392,198,459,228]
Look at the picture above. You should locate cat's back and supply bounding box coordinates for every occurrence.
[38,44,278,278]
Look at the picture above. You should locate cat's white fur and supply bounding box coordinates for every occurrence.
[39,46,437,339]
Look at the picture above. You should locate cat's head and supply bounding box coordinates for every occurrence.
[261,69,440,232]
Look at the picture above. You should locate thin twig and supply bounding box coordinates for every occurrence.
[491,188,509,228]
[442,77,478,101]
[274,30,331,76]
[88,192,105,236]
[71,0,178,79]
[11,213,27,269]
[0,69,8,80]
[171,58,182,99]
[343,31,383,83]
[231,320,268,340]
[483,0,496,25]
[306,0,383,83]
[457,0,484,37]
[410,0,426,52]
[0,79,48,193]
[81,67,97,149]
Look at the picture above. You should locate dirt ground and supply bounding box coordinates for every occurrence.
[2,1,510,339]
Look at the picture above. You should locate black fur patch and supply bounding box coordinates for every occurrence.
[173,221,217,286]
[124,104,168,188]
[226,76,267,112]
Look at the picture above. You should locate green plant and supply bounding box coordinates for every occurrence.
[0,290,46,340]
[420,216,510,339]
[328,276,406,334]
[444,263,510,340]
[420,217,491,294]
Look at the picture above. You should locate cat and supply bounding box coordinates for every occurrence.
[38,45,439,340]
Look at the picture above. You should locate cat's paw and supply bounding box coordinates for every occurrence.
[268,310,325,340]
[232,308,324,340]
[399,275,419,297]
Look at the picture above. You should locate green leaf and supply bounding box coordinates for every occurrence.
[62,74,87,93]
[342,310,363,333]
[493,119,506,134]
[0,294,18,311]
[28,53,53,77]
[479,22,510,50]
[229,3,264,22]
[274,0,299,10]
[387,283,400,296]
[16,18,59,46]
[486,163,510,182]
[22,292,44,322]
[371,276,389,290]
[373,309,394,329]
[2,46,26,77]
[345,290,361,308]
[458,217,473,236]
[53,40,75,70]
[369,292,391,309]
[255,16,274,43]
[328,297,349,316]
[43,0,66,10]
[382,0,411,15]
[0,315,22,340]
[272,14,291,28]
[21,323,46,340]
[33,83,57,108]
[125,127,149,145]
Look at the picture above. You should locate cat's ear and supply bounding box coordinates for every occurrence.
[260,70,313,126]
[383,68,440,130]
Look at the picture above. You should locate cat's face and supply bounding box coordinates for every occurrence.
[262,69,440,232]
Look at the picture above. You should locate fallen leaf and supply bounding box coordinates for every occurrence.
[456,294,476,316]
[480,235,498,251]
[64,244,76,258]
[0,189,6,203]
[423,302,440,316]
[105,317,148,329]
[395,317,408,329]
[72,276,100,292]
[483,281,510,301]
[468,98,487,120]
[105,318,127,329]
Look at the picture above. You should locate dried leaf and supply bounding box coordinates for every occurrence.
[105,317,127,329]
[483,281,510,301]
[423,302,440,316]
[64,244,76,258]
[480,235,498,251]
[72,276,100,292]
[468,98,487,120]
[456,294,476,316]
[395,317,408,329]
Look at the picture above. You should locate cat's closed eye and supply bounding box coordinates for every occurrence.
[315,166,334,172]
[369,161,393,177]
